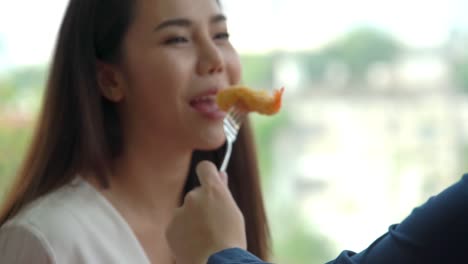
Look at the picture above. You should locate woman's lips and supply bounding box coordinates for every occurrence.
[190,96,226,120]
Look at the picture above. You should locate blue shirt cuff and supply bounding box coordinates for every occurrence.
[207,248,265,264]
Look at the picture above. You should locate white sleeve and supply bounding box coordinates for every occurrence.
[0,223,55,263]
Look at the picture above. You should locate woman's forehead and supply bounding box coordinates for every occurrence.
[134,0,222,21]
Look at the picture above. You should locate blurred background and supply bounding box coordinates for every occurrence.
[1,0,468,263]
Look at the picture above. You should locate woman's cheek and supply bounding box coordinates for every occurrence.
[228,52,242,85]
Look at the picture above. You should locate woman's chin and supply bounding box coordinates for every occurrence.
[194,134,226,151]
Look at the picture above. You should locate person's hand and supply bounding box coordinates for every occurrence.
[166,161,247,264]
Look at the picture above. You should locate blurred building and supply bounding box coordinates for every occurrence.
[267,48,468,252]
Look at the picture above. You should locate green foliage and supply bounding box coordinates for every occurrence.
[240,54,274,88]
[290,28,402,84]
[271,208,335,264]
[251,111,290,186]
[295,52,329,81]
[0,66,46,112]
[461,143,468,173]
[251,112,336,263]
[0,126,31,200]
[9,66,47,91]
[453,62,468,92]
[239,28,402,86]
[323,27,401,77]
[0,79,16,106]
[0,66,44,200]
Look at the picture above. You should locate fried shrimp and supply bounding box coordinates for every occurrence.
[216,85,285,115]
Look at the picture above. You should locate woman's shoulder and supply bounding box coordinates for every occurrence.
[6,177,90,233]
[1,177,151,263]
[0,221,56,263]
[0,177,104,262]
[0,179,90,262]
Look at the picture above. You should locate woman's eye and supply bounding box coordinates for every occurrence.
[214,32,230,40]
[164,36,188,45]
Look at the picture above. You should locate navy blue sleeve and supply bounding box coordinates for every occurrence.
[207,248,267,264]
[328,174,468,264]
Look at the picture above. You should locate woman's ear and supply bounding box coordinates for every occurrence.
[96,61,125,102]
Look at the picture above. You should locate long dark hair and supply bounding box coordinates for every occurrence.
[0,0,270,260]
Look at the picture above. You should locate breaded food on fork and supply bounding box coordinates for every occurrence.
[216,85,285,115]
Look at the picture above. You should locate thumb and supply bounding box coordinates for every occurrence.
[196,160,222,187]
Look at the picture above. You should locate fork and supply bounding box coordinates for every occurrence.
[219,107,245,173]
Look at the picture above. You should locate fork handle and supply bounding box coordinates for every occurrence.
[219,141,233,173]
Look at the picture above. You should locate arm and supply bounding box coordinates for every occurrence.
[0,223,55,263]
[328,174,468,264]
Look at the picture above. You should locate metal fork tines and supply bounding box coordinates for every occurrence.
[220,107,244,172]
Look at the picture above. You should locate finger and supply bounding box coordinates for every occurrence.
[219,171,228,186]
[170,206,183,218]
[182,188,201,205]
[165,207,183,243]
[196,160,222,187]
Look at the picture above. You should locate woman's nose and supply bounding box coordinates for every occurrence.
[197,42,224,75]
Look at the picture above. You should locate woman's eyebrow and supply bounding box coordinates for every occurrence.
[155,18,191,31]
[211,14,227,24]
[154,14,227,32]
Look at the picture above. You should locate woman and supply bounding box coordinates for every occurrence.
[0,0,270,263]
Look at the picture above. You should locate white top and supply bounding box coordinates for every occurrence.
[0,177,152,263]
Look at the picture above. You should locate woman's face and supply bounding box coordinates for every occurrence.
[116,0,241,151]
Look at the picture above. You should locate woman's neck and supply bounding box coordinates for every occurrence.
[96,136,193,227]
